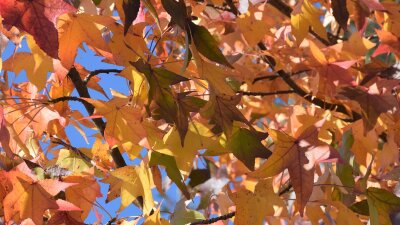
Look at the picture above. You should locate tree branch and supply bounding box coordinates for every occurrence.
[47,96,89,105]
[67,67,127,168]
[83,69,123,84]
[238,90,295,96]
[189,212,236,225]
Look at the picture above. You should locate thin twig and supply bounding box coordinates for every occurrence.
[51,137,92,163]
[189,212,236,225]
[47,96,89,105]
[83,69,123,84]
[239,90,295,96]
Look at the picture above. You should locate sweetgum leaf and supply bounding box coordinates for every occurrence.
[227,128,271,171]
[189,22,233,68]
[0,0,76,58]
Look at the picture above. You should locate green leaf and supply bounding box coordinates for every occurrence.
[171,199,205,225]
[189,22,232,68]
[367,187,400,225]
[227,128,271,170]
[123,0,140,35]
[161,0,188,30]
[188,169,210,188]
[149,151,190,199]
[350,199,370,216]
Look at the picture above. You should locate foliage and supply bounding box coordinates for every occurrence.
[1,0,400,224]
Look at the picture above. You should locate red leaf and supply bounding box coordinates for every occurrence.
[0,0,76,58]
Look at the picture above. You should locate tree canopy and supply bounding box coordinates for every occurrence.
[1,0,400,224]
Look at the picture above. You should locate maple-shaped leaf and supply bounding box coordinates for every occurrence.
[2,35,53,90]
[132,60,190,145]
[3,172,75,225]
[0,0,76,58]
[249,119,340,216]
[152,122,227,176]
[290,0,327,45]
[57,13,114,68]
[309,41,356,96]
[85,90,147,148]
[63,170,102,221]
[230,178,288,225]
[227,128,271,171]
[101,163,154,215]
[201,93,249,136]
[191,46,236,96]
[237,5,271,47]
[367,187,400,225]
[339,85,398,132]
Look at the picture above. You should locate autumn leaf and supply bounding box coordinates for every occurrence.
[227,128,271,170]
[339,84,398,132]
[152,122,227,175]
[57,13,114,68]
[102,163,154,215]
[85,90,147,148]
[63,170,102,221]
[230,178,288,225]
[250,119,341,215]
[290,0,327,45]
[3,171,75,225]
[201,93,249,136]
[0,0,76,58]
[2,34,54,90]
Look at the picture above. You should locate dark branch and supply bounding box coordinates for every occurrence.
[189,212,236,225]
[83,69,123,84]
[67,67,127,168]
[47,96,89,105]
[239,90,295,96]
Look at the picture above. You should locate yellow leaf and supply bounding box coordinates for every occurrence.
[237,7,270,47]
[309,41,327,64]
[85,90,147,148]
[191,45,235,96]
[102,163,154,214]
[57,13,114,69]
[230,179,288,225]
[332,201,364,225]
[291,0,327,45]
[153,122,227,175]
[143,208,170,225]
[118,66,149,105]
[2,36,53,90]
